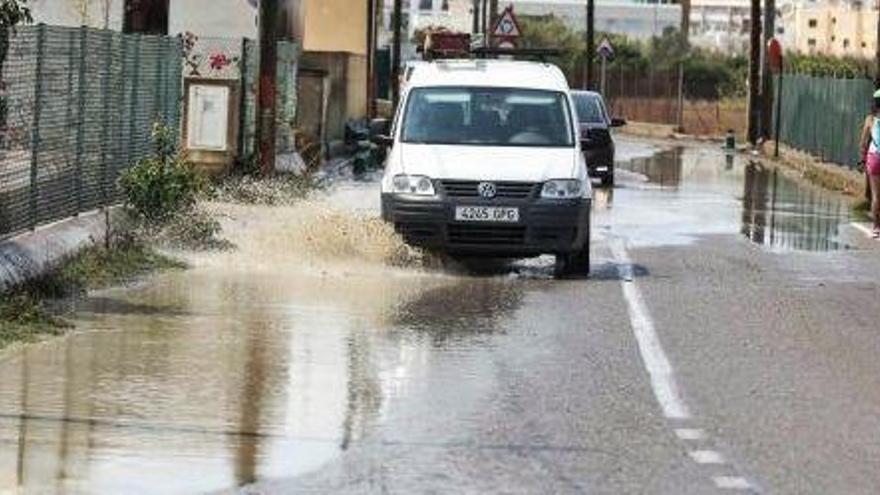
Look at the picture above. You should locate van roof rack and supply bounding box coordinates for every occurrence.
[470,47,562,62]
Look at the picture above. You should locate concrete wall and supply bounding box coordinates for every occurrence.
[302,0,367,55]
[168,0,257,38]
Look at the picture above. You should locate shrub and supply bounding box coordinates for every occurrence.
[119,123,204,224]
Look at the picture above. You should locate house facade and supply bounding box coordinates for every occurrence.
[28,0,369,147]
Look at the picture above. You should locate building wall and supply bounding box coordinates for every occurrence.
[28,0,124,30]
[168,0,257,38]
[794,3,876,58]
[302,0,367,55]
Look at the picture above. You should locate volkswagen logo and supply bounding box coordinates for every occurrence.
[478,182,497,199]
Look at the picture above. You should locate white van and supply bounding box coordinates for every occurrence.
[375,60,592,275]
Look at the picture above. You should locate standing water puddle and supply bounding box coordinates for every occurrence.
[608,143,852,252]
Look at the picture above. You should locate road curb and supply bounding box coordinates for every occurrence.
[0,211,107,293]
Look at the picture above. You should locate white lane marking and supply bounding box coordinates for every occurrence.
[713,476,752,490]
[675,428,706,441]
[611,240,691,420]
[851,222,875,238]
[689,450,725,464]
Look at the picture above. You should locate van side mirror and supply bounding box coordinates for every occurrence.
[370,118,393,147]
[610,117,627,128]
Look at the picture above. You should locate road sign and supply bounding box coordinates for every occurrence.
[597,37,615,59]
[492,7,521,39]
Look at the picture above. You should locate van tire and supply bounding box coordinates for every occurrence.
[555,223,591,278]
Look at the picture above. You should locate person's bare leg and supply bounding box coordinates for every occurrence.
[870,173,880,232]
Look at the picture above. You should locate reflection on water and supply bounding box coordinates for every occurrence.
[0,263,525,494]
[742,162,850,251]
[618,148,684,187]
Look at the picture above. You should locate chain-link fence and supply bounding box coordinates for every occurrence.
[0,26,300,242]
[0,24,182,242]
[602,65,748,136]
[774,74,872,168]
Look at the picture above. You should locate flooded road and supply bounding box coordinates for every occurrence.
[2,138,880,494]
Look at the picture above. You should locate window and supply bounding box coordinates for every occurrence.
[573,94,609,124]
[831,17,837,24]
[807,38,817,46]
[808,18,817,28]
[831,35,836,42]
[419,0,432,11]
[442,0,450,11]
[124,0,169,35]
[843,39,850,48]
[863,42,868,48]
[402,87,574,148]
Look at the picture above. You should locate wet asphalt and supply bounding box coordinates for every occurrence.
[1,137,880,494]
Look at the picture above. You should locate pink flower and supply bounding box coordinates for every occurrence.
[209,53,231,71]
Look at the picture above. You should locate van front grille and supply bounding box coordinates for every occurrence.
[440,180,537,199]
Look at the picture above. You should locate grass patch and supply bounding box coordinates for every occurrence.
[853,199,872,222]
[0,242,185,352]
[0,293,70,350]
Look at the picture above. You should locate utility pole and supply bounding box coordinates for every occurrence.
[391,0,402,110]
[367,0,377,118]
[257,0,279,176]
[747,0,762,145]
[473,0,481,34]
[681,0,691,46]
[585,0,595,89]
[761,0,775,139]
[488,0,498,43]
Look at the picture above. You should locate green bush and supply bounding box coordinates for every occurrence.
[119,123,203,224]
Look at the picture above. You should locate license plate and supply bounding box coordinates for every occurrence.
[454,206,520,223]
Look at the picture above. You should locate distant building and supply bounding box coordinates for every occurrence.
[510,0,681,41]
[688,0,751,53]
[789,0,876,58]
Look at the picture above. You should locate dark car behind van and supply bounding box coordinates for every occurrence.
[571,91,625,187]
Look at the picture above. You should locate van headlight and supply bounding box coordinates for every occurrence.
[391,174,436,196]
[541,179,583,199]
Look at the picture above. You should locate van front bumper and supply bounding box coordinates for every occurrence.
[381,193,591,256]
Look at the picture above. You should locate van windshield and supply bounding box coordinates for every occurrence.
[401,87,574,147]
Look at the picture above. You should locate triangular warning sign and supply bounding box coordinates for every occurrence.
[492,7,521,38]
[597,37,615,59]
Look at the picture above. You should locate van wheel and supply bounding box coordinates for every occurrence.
[555,228,591,278]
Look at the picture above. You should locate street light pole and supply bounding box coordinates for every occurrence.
[257,0,279,176]
[761,0,775,139]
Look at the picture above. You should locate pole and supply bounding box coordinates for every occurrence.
[677,61,685,132]
[761,0,775,139]
[473,0,480,34]
[600,55,607,95]
[747,0,762,145]
[585,0,595,90]
[489,0,499,43]
[774,63,783,158]
[257,0,279,176]
[391,0,402,111]
[367,0,377,118]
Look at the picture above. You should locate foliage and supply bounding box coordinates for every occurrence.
[784,52,872,79]
[518,14,586,82]
[0,0,31,28]
[119,123,204,224]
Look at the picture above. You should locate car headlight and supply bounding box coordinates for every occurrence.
[541,179,583,199]
[391,174,436,196]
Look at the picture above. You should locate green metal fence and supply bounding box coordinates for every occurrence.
[774,74,873,167]
[0,24,182,241]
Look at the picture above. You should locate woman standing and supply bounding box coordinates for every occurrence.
[859,90,880,238]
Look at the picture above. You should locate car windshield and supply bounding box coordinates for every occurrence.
[573,93,608,124]
[401,87,574,147]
